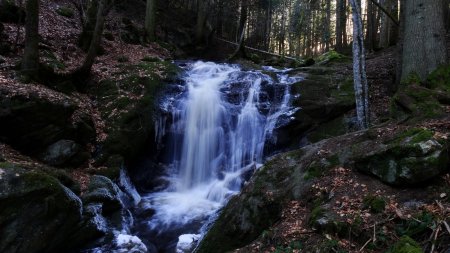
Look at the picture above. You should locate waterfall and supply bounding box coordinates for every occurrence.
[139,61,302,252]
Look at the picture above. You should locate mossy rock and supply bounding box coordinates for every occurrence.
[386,236,423,253]
[392,66,450,120]
[316,50,349,65]
[0,164,85,253]
[82,175,124,214]
[354,128,449,186]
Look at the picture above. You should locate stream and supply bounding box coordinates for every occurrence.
[133,61,302,252]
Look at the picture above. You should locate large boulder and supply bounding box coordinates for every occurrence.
[354,128,449,186]
[0,164,83,253]
[0,85,95,165]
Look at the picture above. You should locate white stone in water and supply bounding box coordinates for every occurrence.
[176,234,200,253]
[114,234,147,253]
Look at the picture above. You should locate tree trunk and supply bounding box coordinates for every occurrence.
[229,0,247,60]
[325,0,331,51]
[401,0,448,82]
[195,0,208,43]
[350,0,370,129]
[145,0,156,42]
[78,0,99,51]
[365,0,376,51]
[21,0,39,79]
[77,0,112,77]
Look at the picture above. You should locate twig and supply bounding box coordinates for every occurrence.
[443,221,450,236]
[430,222,441,253]
[373,224,376,243]
[359,238,372,252]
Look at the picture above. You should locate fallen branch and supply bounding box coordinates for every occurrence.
[359,238,372,252]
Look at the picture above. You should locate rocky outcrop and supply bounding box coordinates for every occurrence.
[196,126,449,252]
[0,86,95,167]
[354,128,449,186]
[0,164,83,253]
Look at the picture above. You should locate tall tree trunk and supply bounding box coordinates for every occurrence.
[365,0,376,51]
[195,0,208,43]
[336,0,344,51]
[401,0,448,82]
[229,0,247,59]
[77,0,112,77]
[78,0,99,51]
[145,0,156,42]
[22,0,39,79]
[350,0,370,129]
[325,0,331,51]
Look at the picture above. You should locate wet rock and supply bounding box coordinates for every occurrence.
[83,175,125,214]
[0,164,84,253]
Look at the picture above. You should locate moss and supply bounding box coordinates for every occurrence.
[363,195,386,213]
[391,128,434,145]
[395,212,434,237]
[386,236,423,253]
[56,6,74,18]
[317,50,349,64]
[309,206,325,225]
[303,162,323,180]
[308,116,349,143]
[426,64,450,92]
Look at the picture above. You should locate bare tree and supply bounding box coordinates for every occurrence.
[350,0,369,129]
[21,0,39,79]
[145,0,156,42]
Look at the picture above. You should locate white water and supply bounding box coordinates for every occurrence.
[142,62,301,251]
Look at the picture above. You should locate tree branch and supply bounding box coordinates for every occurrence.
[369,0,399,26]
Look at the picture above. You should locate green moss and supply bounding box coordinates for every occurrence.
[395,212,434,237]
[317,50,349,63]
[303,162,323,180]
[309,206,325,225]
[390,128,433,145]
[386,236,423,253]
[56,6,74,18]
[426,64,450,92]
[363,195,386,213]
[401,72,422,85]
[141,56,160,62]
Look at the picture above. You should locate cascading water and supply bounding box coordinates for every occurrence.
[136,61,302,252]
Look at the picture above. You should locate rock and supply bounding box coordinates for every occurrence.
[40,139,87,166]
[197,126,449,252]
[0,89,95,163]
[83,175,124,214]
[114,234,148,253]
[0,164,84,253]
[354,128,449,186]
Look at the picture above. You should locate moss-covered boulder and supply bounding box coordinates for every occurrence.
[354,128,449,186]
[0,163,84,253]
[82,175,124,214]
[0,87,95,166]
[196,148,318,253]
[279,72,355,146]
[95,61,180,163]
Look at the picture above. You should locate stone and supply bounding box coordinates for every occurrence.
[82,175,125,214]
[40,140,82,166]
[0,164,84,253]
